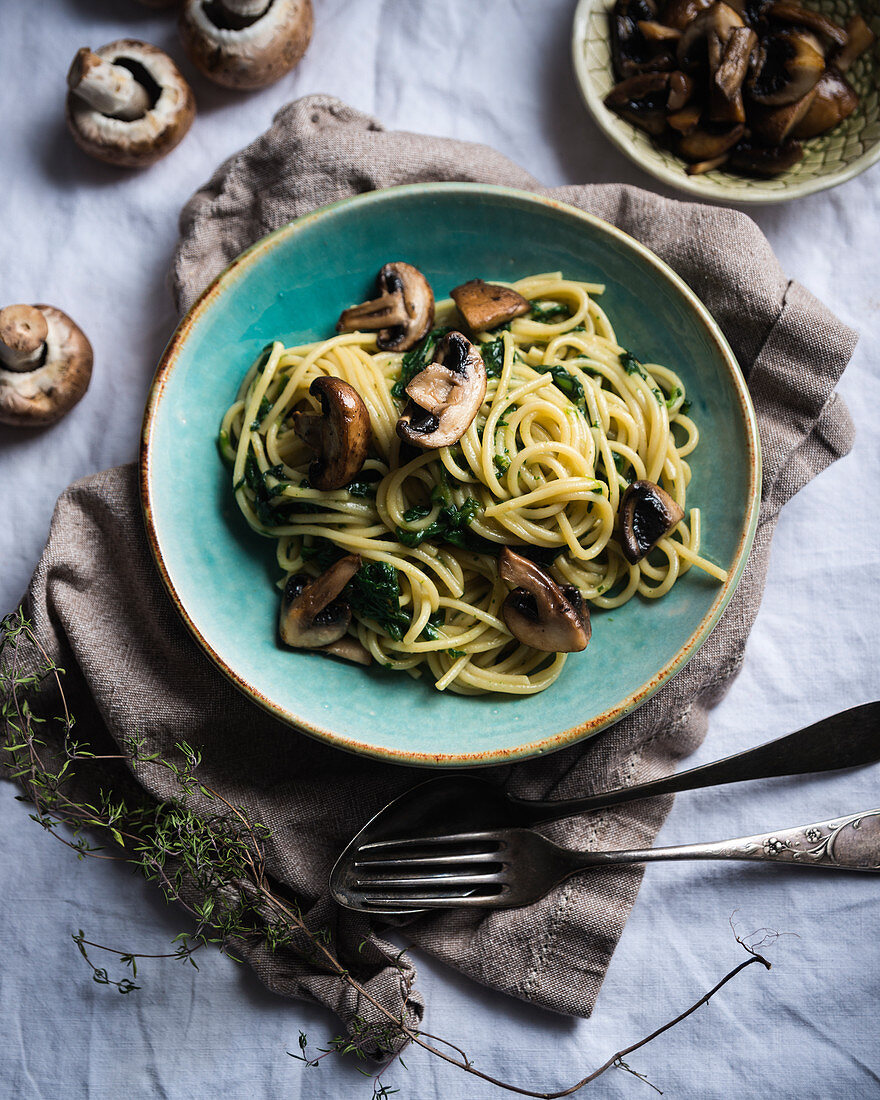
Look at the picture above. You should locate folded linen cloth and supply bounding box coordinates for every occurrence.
[3,95,857,1038]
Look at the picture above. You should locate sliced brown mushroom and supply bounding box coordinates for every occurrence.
[663,0,714,32]
[638,19,682,40]
[279,554,361,651]
[833,15,876,73]
[766,2,849,48]
[337,263,434,353]
[677,3,745,71]
[0,305,93,428]
[789,68,858,138]
[292,376,371,491]
[746,28,825,105]
[321,636,373,666]
[619,480,684,564]
[498,548,591,653]
[667,69,695,109]
[729,136,804,173]
[396,332,487,450]
[66,40,195,168]
[750,83,818,143]
[450,279,530,332]
[604,71,672,135]
[178,0,314,89]
[685,151,732,173]
[612,0,676,76]
[710,26,757,122]
[667,101,702,131]
[677,121,745,161]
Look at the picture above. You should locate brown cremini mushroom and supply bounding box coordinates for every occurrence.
[498,548,591,653]
[619,480,684,563]
[292,376,371,492]
[396,332,487,450]
[66,41,195,168]
[612,0,676,75]
[746,28,825,105]
[728,137,804,173]
[766,2,849,48]
[677,121,744,161]
[279,555,369,662]
[337,263,435,353]
[710,26,756,122]
[0,305,93,428]
[450,279,530,332]
[179,0,314,89]
[833,15,876,73]
[790,68,858,138]
[750,84,818,143]
[677,3,745,71]
[604,71,672,135]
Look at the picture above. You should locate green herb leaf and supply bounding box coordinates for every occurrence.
[545,365,587,415]
[529,300,570,323]
[620,350,646,378]
[480,337,505,379]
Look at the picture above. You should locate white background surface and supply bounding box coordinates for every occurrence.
[2,1,879,1097]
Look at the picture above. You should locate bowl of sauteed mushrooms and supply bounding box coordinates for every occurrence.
[573,0,880,200]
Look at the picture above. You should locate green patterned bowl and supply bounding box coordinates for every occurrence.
[572,0,880,203]
[141,184,760,767]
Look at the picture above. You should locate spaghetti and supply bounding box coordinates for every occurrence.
[219,272,727,695]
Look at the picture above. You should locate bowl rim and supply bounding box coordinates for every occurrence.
[140,181,762,767]
[571,0,880,205]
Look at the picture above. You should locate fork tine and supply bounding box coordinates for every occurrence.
[354,851,500,869]
[355,871,500,889]
[356,831,501,855]
[358,892,506,909]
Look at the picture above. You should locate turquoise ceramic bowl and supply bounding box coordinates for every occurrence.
[141,184,760,767]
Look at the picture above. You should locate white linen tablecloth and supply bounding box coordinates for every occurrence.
[1,1,878,1096]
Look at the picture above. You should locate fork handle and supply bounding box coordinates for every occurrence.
[509,701,880,826]
[564,808,880,872]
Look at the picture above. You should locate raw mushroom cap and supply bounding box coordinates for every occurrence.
[179,0,314,90]
[499,547,591,653]
[0,306,93,428]
[65,39,195,167]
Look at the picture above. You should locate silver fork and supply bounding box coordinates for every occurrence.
[341,808,880,911]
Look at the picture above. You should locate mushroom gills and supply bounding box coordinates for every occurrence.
[619,480,685,564]
[336,262,435,352]
[450,279,530,332]
[498,547,591,654]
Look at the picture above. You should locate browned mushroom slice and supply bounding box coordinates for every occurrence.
[279,554,361,649]
[667,70,695,110]
[677,3,745,72]
[604,72,671,135]
[710,26,756,122]
[790,69,858,138]
[619,480,684,564]
[0,304,93,428]
[663,0,714,32]
[396,332,487,450]
[746,29,825,106]
[292,376,371,491]
[685,151,732,173]
[833,15,876,73]
[612,0,676,77]
[65,40,195,167]
[667,101,702,131]
[498,548,591,654]
[637,19,682,40]
[729,137,804,174]
[337,262,434,352]
[179,0,314,89]
[677,121,744,161]
[766,2,848,49]
[450,279,530,332]
[750,84,818,143]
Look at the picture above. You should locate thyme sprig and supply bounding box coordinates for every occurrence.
[1,609,776,1096]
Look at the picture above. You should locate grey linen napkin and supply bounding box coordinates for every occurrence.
[4,95,856,1037]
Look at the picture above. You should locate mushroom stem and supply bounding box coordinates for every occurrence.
[337,293,410,332]
[0,306,49,373]
[208,0,273,29]
[67,48,152,121]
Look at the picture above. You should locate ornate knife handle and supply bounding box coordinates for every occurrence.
[633,809,880,871]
